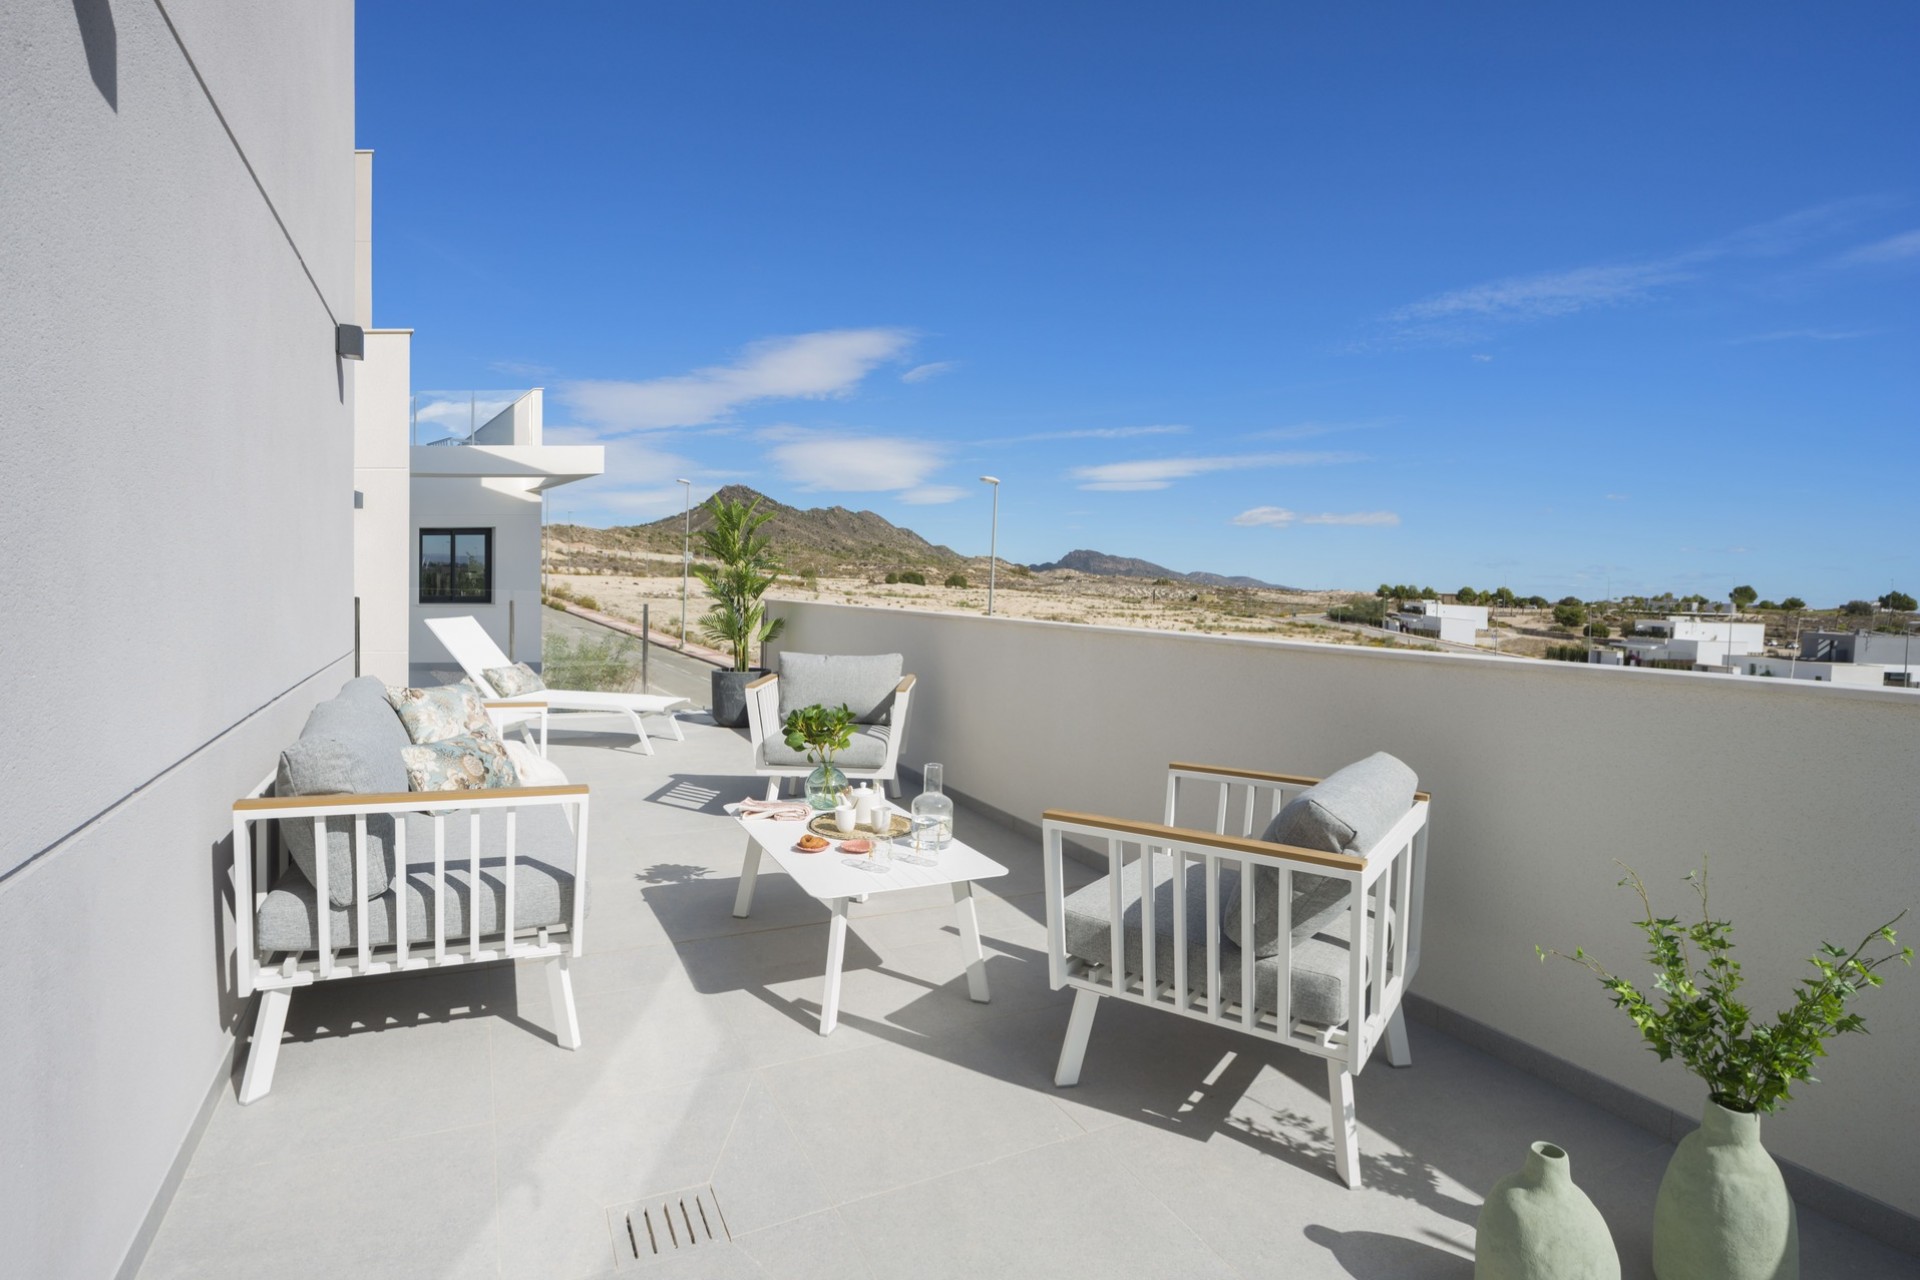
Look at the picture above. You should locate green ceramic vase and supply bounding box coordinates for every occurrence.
[1653,1101,1798,1280]
[1475,1141,1620,1280]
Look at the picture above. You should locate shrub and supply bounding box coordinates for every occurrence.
[1584,622,1611,639]
[944,572,969,588]
[1328,596,1387,625]
[1553,602,1587,630]
[1544,644,1591,662]
[541,631,642,692]
[1780,597,1806,611]
[1842,600,1875,617]
[884,571,899,584]
[897,570,928,586]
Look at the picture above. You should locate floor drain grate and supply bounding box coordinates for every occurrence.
[607,1186,731,1267]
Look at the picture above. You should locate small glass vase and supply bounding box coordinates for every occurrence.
[805,762,848,811]
[911,762,955,850]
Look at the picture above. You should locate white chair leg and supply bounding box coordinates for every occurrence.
[663,712,685,741]
[1054,988,1101,1086]
[1327,1058,1360,1188]
[1384,1005,1412,1068]
[883,776,900,798]
[546,951,582,1050]
[764,775,780,801]
[237,987,292,1105]
[625,707,655,756]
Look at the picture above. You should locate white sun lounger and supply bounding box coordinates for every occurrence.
[426,615,690,755]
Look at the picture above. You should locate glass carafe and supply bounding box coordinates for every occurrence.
[910,762,954,850]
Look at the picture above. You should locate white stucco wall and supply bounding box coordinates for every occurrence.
[354,329,414,684]
[0,3,357,1275]
[410,476,547,672]
[768,602,1920,1221]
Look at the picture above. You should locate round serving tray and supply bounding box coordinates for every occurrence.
[808,812,910,839]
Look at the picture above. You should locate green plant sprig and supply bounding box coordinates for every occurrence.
[1539,862,1909,1115]
[782,703,854,765]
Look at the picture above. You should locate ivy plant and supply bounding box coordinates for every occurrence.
[1540,864,1909,1115]
[781,703,854,765]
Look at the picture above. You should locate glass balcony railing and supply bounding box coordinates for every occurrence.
[409,388,537,447]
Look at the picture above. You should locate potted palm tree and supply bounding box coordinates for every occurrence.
[693,493,785,726]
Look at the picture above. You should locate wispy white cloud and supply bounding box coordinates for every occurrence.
[1604,493,1630,502]
[1834,228,1920,267]
[1071,451,1362,492]
[558,328,913,429]
[979,424,1190,446]
[1231,506,1399,529]
[767,430,946,495]
[1376,202,1878,347]
[1471,353,1495,363]
[898,485,968,504]
[540,427,709,521]
[489,358,554,377]
[901,360,959,384]
[1724,327,1874,345]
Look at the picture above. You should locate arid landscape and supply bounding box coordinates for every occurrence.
[539,487,1760,661]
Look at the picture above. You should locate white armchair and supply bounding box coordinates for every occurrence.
[744,653,916,799]
[1042,756,1430,1189]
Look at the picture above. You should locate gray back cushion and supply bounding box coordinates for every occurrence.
[1223,751,1417,958]
[778,652,904,725]
[276,685,412,907]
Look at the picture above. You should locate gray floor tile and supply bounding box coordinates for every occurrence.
[730,1209,874,1280]
[140,1124,500,1280]
[493,1072,753,1280]
[834,1135,1240,1280]
[757,1033,1085,1203]
[189,965,504,1176]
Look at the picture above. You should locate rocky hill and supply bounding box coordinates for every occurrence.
[1030,548,1292,591]
[547,484,964,575]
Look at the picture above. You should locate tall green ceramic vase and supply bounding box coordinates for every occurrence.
[1475,1141,1620,1280]
[1653,1101,1798,1280]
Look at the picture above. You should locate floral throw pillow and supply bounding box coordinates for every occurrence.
[484,662,547,697]
[400,734,519,793]
[385,681,496,744]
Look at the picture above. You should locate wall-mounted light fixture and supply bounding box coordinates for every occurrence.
[335,323,365,360]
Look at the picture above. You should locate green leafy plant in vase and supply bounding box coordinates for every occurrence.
[1540,865,1909,1280]
[783,702,855,810]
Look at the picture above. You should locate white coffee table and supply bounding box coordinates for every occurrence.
[728,803,1009,1035]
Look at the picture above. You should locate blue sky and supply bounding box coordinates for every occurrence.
[359,3,1917,603]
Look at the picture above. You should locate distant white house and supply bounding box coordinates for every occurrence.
[1392,599,1487,645]
[1612,615,1767,669]
[348,152,603,685]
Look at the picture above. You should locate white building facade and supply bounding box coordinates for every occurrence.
[1393,599,1488,645]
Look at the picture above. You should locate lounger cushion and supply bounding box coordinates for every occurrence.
[777,652,904,725]
[1061,858,1360,1027]
[504,740,569,787]
[761,723,892,770]
[275,685,414,908]
[1223,752,1417,958]
[255,804,577,952]
[484,662,546,696]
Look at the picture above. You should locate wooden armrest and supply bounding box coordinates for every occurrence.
[895,674,917,693]
[485,700,547,709]
[1042,810,1366,873]
[1168,762,1432,804]
[235,784,589,813]
[745,672,778,690]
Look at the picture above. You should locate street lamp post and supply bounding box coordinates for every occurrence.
[677,478,692,648]
[980,476,1000,616]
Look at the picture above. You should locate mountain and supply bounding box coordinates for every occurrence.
[549,485,965,572]
[1028,548,1292,591]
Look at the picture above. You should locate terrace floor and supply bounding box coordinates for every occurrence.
[140,716,1914,1279]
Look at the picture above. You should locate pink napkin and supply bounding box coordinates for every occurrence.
[735,798,811,822]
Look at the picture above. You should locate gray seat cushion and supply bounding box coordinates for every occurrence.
[761,723,892,770]
[1224,752,1416,958]
[275,683,415,907]
[777,652,904,725]
[256,804,576,952]
[1062,857,1362,1028]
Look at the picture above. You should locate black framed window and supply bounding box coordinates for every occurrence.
[419,528,492,604]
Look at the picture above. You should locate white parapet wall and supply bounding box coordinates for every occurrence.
[767,600,1920,1222]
